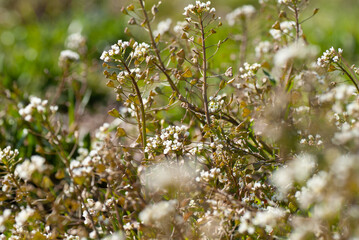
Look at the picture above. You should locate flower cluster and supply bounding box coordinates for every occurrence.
[226,5,256,26]
[82,199,104,225]
[173,21,189,35]
[100,40,130,62]
[269,21,295,40]
[154,18,172,36]
[196,167,226,183]
[101,232,125,240]
[238,62,261,81]
[139,200,178,228]
[274,40,318,67]
[238,211,255,234]
[130,42,150,61]
[141,161,197,192]
[65,32,86,50]
[59,50,80,67]
[252,207,287,233]
[300,134,323,146]
[145,125,189,157]
[318,84,356,104]
[255,41,272,58]
[100,40,150,66]
[15,155,48,181]
[278,0,292,4]
[69,143,105,179]
[59,30,87,67]
[208,94,226,112]
[0,146,19,162]
[18,96,58,122]
[183,1,215,16]
[295,171,329,209]
[189,142,204,155]
[14,206,35,229]
[317,47,343,67]
[0,209,11,232]
[271,153,317,195]
[287,152,359,236]
[116,68,142,82]
[317,84,359,146]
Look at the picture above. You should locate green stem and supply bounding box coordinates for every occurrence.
[337,63,359,93]
[199,16,211,127]
[121,60,147,158]
[294,3,300,42]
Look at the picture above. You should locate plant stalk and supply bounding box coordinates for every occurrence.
[199,16,211,127]
[121,60,147,157]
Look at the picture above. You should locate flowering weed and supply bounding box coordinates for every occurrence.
[1,0,359,239]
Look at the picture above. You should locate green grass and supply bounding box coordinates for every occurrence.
[1,0,359,96]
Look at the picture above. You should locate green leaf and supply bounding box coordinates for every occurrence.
[289,202,298,213]
[219,80,227,89]
[116,127,127,137]
[108,108,121,118]
[263,69,277,85]
[182,68,193,78]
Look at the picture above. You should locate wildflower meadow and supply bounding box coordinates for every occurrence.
[1,0,359,239]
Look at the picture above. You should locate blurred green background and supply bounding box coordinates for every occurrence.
[1,0,358,97]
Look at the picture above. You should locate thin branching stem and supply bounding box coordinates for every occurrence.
[199,15,211,127]
[137,0,251,129]
[137,0,213,124]
[294,2,300,42]
[120,59,147,157]
[337,63,359,93]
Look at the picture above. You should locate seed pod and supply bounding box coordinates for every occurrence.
[151,5,159,15]
[225,67,233,77]
[128,17,136,25]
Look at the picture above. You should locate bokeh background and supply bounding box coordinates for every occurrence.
[1,0,358,100]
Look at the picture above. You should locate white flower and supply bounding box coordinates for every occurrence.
[0,209,11,232]
[154,18,172,36]
[139,200,178,227]
[50,105,58,113]
[271,153,317,194]
[0,146,19,161]
[141,161,197,192]
[269,21,295,40]
[130,42,150,60]
[317,47,343,67]
[145,125,189,157]
[208,94,226,112]
[59,50,79,66]
[15,206,35,227]
[19,96,52,121]
[15,155,47,181]
[274,40,318,67]
[65,32,86,50]
[100,40,130,62]
[255,41,272,58]
[173,21,189,35]
[278,0,291,4]
[238,62,261,81]
[183,1,214,16]
[296,171,328,208]
[226,5,256,26]
[252,207,286,231]
[101,232,125,240]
